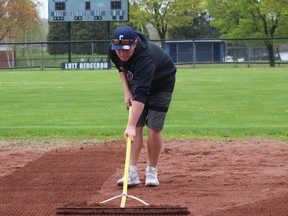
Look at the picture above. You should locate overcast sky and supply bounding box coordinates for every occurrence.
[37,0,48,19]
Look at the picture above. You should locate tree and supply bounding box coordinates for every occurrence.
[0,0,39,68]
[205,0,288,67]
[47,22,110,55]
[47,23,69,55]
[169,12,220,39]
[129,0,204,47]
[0,0,39,41]
[72,22,111,55]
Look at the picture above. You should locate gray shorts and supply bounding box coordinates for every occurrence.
[137,92,173,131]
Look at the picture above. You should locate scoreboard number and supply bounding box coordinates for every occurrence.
[48,0,129,22]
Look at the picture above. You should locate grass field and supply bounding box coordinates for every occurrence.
[0,68,287,142]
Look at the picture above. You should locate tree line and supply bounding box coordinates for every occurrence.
[1,0,288,67]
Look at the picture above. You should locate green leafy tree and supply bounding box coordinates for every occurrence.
[205,0,288,67]
[129,0,204,47]
[47,22,110,55]
[72,22,110,55]
[169,12,220,39]
[47,23,69,55]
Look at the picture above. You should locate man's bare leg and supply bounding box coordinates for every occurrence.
[147,128,163,167]
[145,128,162,186]
[130,126,144,166]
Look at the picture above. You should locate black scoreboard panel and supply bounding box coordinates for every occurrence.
[48,0,128,22]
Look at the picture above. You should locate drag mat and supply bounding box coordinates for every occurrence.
[56,204,190,215]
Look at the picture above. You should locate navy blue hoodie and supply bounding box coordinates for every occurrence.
[109,31,176,104]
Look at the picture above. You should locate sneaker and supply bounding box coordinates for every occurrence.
[145,166,160,186]
[117,165,140,187]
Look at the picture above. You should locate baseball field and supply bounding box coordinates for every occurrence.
[0,68,288,215]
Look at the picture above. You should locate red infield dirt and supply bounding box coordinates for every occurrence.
[0,139,288,216]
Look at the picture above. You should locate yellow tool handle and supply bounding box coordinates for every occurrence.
[120,106,132,208]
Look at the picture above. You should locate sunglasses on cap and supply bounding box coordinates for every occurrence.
[112,39,134,45]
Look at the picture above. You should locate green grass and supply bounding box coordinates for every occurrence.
[167,68,288,139]
[0,68,287,142]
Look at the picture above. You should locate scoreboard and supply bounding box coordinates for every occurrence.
[48,0,129,22]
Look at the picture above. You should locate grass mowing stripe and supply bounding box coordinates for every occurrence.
[0,126,124,129]
[0,68,287,141]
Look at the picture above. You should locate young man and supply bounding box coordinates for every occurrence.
[109,25,176,187]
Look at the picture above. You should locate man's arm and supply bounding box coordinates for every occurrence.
[125,100,145,142]
[119,72,145,141]
[119,72,133,108]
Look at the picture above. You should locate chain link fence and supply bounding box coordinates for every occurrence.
[0,40,111,70]
[223,37,288,66]
[0,37,288,70]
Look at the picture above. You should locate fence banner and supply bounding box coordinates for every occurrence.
[62,62,110,70]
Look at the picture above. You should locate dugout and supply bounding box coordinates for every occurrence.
[165,39,225,64]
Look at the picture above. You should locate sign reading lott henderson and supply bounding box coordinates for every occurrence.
[62,62,110,70]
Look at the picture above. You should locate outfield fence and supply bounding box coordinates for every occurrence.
[0,37,288,70]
